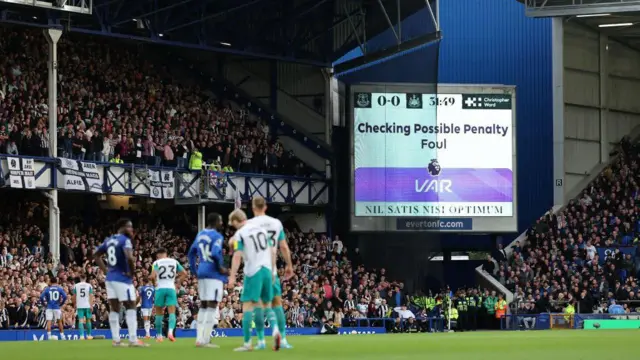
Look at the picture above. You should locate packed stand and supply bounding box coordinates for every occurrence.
[0,27,311,177]
[485,136,640,314]
[0,196,421,332]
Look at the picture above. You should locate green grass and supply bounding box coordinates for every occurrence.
[1,331,637,360]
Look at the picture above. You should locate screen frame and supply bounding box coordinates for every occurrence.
[349,83,518,233]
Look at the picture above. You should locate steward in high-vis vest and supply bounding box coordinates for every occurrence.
[411,295,426,310]
[110,154,123,164]
[495,293,508,329]
[466,288,478,331]
[564,302,575,324]
[426,294,436,312]
[455,290,468,332]
[477,289,487,329]
[439,295,448,316]
[189,148,202,170]
[447,308,459,331]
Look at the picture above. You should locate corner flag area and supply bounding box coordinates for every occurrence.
[2,331,635,360]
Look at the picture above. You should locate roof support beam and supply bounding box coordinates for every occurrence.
[525,0,640,17]
[424,0,439,32]
[164,0,266,34]
[0,17,330,66]
[376,0,399,44]
[298,7,363,47]
[112,0,197,26]
[346,5,366,53]
[293,0,330,19]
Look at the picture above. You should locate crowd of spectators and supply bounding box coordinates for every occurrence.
[0,27,311,177]
[486,136,640,314]
[0,193,424,332]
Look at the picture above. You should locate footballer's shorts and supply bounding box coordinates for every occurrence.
[106,281,136,302]
[241,267,274,304]
[76,308,92,319]
[46,309,62,321]
[198,279,224,302]
[141,308,152,317]
[154,288,178,307]
[272,275,282,298]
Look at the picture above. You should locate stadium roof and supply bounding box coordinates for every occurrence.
[0,0,433,67]
[522,0,640,17]
[518,0,640,51]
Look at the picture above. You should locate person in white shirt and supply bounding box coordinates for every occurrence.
[221,304,234,322]
[585,241,597,260]
[150,249,187,342]
[247,197,294,349]
[101,133,112,162]
[228,209,280,351]
[394,305,416,332]
[331,236,344,254]
[72,275,94,340]
[356,298,368,316]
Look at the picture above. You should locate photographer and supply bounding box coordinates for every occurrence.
[393,305,416,333]
[320,318,338,335]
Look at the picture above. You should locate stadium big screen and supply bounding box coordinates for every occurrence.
[350,84,517,233]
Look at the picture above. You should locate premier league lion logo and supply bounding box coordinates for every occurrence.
[427,159,441,176]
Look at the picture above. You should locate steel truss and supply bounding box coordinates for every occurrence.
[0,0,91,14]
[0,0,430,66]
[524,0,640,17]
[335,0,440,76]
[341,0,439,58]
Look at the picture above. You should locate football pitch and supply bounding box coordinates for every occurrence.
[2,331,636,359]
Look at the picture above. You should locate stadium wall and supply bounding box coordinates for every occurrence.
[0,327,386,342]
[336,0,552,238]
[330,0,554,290]
[437,0,553,234]
[280,213,327,233]
[562,21,640,194]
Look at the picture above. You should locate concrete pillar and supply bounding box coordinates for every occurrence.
[599,33,609,163]
[198,205,206,230]
[551,18,565,207]
[45,28,62,266]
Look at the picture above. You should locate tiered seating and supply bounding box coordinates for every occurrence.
[493,137,640,313]
[0,27,311,177]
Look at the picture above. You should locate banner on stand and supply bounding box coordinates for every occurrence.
[6,157,35,189]
[58,158,103,193]
[149,169,175,199]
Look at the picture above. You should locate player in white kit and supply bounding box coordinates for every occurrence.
[149,248,186,342]
[248,196,294,349]
[228,209,280,351]
[72,275,94,340]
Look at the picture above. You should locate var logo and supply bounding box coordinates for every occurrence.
[414,179,453,193]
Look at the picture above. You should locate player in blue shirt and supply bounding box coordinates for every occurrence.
[188,213,228,348]
[94,218,148,347]
[40,278,67,340]
[138,283,155,339]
